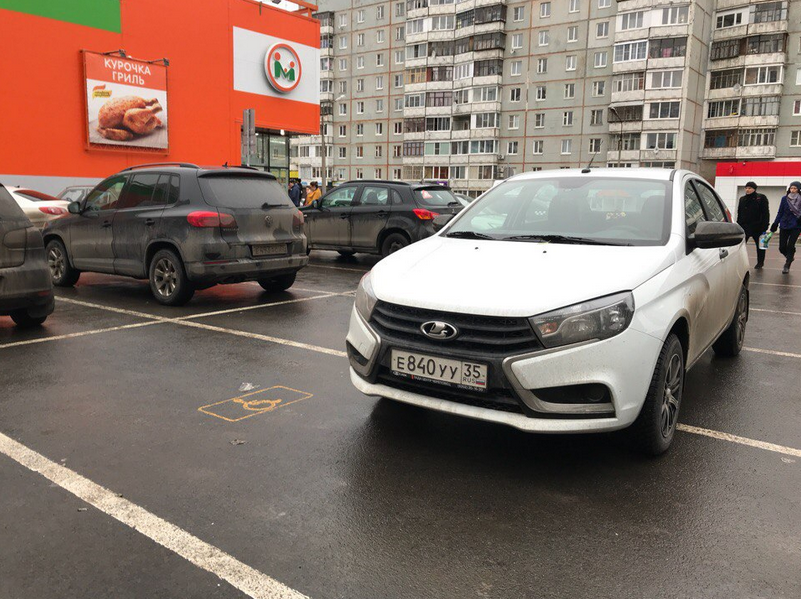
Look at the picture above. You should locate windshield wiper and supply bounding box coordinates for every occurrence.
[502,234,631,246]
[445,231,495,240]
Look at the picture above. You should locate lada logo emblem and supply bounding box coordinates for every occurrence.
[420,320,458,340]
[264,215,273,227]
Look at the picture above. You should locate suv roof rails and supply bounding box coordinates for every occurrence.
[120,162,200,172]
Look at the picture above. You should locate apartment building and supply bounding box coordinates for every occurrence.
[292,0,801,195]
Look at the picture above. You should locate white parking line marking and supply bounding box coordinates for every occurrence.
[751,308,801,317]
[176,320,347,358]
[743,347,801,360]
[306,264,369,274]
[177,293,343,321]
[0,433,309,599]
[678,424,801,459]
[0,321,164,350]
[751,282,801,289]
[56,297,162,320]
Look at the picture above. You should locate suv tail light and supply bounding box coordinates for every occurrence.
[39,206,66,215]
[413,208,439,221]
[293,209,304,230]
[187,210,238,229]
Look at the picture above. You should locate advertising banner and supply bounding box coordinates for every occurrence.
[83,51,169,151]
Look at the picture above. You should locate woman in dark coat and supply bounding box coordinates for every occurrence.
[770,181,801,274]
[736,181,770,269]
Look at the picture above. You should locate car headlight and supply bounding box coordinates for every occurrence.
[529,292,635,348]
[355,273,378,320]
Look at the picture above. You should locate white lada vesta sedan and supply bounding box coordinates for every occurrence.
[347,169,749,455]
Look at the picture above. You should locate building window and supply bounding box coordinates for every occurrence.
[650,70,683,89]
[539,30,550,46]
[716,10,743,29]
[357,33,364,47]
[612,72,645,93]
[589,139,602,154]
[474,113,499,128]
[339,125,347,137]
[790,131,801,146]
[611,133,641,151]
[338,147,347,158]
[376,53,384,66]
[569,0,579,13]
[563,111,573,126]
[377,30,385,43]
[709,68,742,90]
[561,139,572,154]
[375,146,383,158]
[356,146,364,158]
[536,86,546,101]
[649,101,681,119]
[394,50,404,65]
[649,37,687,59]
[738,128,777,146]
[594,51,607,68]
[620,11,644,30]
[508,114,520,130]
[533,140,544,154]
[794,100,801,115]
[393,145,402,158]
[614,40,648,62]
[356,169,363,179]
[534,113,545,128]
[339,103,347,115]
[707,99,741,118]
[513,6,524,21]
[511,61,522,76]
[590,109,603,126]
[505,141,518,155]
[592,80,605,96]
[321,79,333,93]
[356,124,364,136]
[566,55,577,71]
[512,34,523,50]
[357,79,364,92]
[567,26,578,43]
[742,96,781,117]
[753,2,787,24]
[564,83,575,99]
[377,5,385,19]
[357,56,364,69]
[339,36,348,49]
[662,6,689,25]
[745,65,782,85]
[540,2,551,18]
[395,2,405,17]
[646,132,677,149]
[339,58,347,71]
[338,81,348,95]
[375,123,384,136]
[537,58,548,74]
[596,22,609,39]
[356,101,364,114]
[357,9,364,23]
[376,76,384,90]
[611,104,643,122]
[510,88,521,102]
[394,74,403,88]
[598,0,610,8]
[394,122,403,134]
[339,14,347,27]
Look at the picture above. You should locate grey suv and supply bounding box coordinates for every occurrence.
[43,163,308,305]
[0,183,54,326]
[300,181,463,257]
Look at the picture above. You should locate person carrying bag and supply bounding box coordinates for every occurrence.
[770,181,801,274]
[736,181,770,269]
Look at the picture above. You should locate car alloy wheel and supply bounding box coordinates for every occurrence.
[660,352,682,439]
[153,257,178,298]
[48,246,65,281]
[735,289,748,349]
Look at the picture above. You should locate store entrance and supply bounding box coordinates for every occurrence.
[241,129,290,188]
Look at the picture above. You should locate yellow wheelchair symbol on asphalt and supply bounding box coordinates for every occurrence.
[199,386,313,422]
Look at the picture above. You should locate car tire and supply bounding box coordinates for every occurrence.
[337,250,356,257]
[10,310,47,328]
[149,249,194,306]
[46,239,80,287]
[627,333,684,456]
[258,272,296,292]
[712,285,748,357]
[381,232,409,257]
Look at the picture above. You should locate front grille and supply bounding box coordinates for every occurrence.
[376,369,525,415]
[370,301,541,356]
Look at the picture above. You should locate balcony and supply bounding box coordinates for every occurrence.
[612,60,647,75]
[449,154,470,164]
[470,101,502,113]
[474,21,505,36]
[611,89,645,104]
[643,88,683,101]
[320,25,333,36]
[639,149,677,162]
[320,91,334,103]
[703,114,780,130]
[471,127,499,138]
[402,155,425,165]
[321,47,333,59]
[404,131,425,140]
[405,57,426,69]
[424,105,453,116]
[616,121,645,133]
[475,0,506,6]
[471,74,503,87]
[742,83,784,98]
[606,149,642,163]
[646,56,686,70]
[712,25,748,41]
[403,106,426,118]
[450,129,471,139]
[424,130,452,141]
[642,119,680,131]
[701,145,777,160]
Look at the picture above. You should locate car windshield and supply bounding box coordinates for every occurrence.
[444,176,672,246]
[414,187,460,207]
[59,188,89,202]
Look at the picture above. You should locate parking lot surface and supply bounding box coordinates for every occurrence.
[1,249,800,599]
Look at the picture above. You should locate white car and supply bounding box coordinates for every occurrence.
[7,187,69,228]
[347,169,749,455]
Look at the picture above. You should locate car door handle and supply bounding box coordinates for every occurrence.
[376,211,388,216]
[719,248,729,259]
[145,219,156,226]
[101,221,112,228]
[340,213,350,219]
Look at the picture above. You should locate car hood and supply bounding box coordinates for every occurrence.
[370,236,676,317]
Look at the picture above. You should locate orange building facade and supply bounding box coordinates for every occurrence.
[0,0,320,193]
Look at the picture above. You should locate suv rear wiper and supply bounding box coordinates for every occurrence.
[502,234,631,246]
[447,201,463,206]
[262,202,287,209]
[445,231,495,240]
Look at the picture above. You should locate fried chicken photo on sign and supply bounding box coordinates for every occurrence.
[96,96,164,141]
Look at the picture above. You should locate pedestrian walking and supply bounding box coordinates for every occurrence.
[769,181,801,274]
[288,178,302,207]
[305,181,321,205]
[736,181,770,269]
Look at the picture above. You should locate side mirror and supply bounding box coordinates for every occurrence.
[433,214,454,232]
[68,201,82,214]
[692,221,744,249]
[312,199,321,210]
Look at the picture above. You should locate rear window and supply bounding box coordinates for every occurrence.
[0,185,27,219]
[199,176,294,208]
[414,187,458,207]
[58,188,89,202]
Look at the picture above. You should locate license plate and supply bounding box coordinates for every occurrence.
[391,350,488,391]
[251,244,286,257]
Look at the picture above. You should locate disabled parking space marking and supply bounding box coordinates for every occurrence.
[199,386,314,422]
[0,432,310,599]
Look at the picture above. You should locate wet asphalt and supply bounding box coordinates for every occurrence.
[1,249,799,599]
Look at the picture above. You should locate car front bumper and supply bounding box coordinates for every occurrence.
[346,307,663,434]
[185,254,309,284]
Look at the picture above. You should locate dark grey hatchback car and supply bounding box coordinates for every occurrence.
[300,181,463,257]
[43,164,308,306]
[0,183,54,326]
